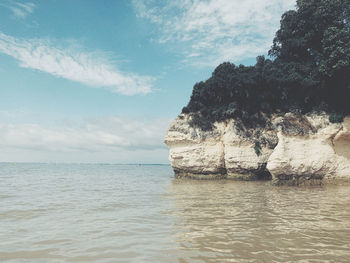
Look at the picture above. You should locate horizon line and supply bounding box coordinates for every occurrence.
[0,162,171,166]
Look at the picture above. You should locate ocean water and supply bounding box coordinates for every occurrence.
[0,163,350,263]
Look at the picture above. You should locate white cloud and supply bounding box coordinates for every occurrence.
[134,0,296,67]
[0,117,170,153]
[0,1,35,19]
[0,117,171,163]
[0,32,154,95]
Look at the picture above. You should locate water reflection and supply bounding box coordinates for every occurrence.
[168,180,350,263]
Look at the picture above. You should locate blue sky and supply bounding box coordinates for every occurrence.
[0,0,295,163]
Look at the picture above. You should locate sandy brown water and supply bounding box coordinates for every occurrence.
[0,163,349,262]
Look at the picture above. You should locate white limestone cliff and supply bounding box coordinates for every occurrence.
[164,113,350,185]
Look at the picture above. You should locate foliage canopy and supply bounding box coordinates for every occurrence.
[183,0,350,130]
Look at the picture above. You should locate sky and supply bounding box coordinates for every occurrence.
[0,0,295,163]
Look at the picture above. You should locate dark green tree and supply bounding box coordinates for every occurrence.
[183,0,350,130]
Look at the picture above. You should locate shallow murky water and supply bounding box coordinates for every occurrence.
[0,163,349,262]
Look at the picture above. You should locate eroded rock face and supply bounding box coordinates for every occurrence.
[222,119,276,180]
[164,116,226,179]
[165,114,278,180]
[164,113,350,185]
[267,114,350,185]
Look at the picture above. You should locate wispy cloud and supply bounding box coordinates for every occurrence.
[0,117,170,153]
[0,32,154,95]
[134,0,296,67]
[0,1,35,19]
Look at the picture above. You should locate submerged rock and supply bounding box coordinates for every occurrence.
[164,113,350,185]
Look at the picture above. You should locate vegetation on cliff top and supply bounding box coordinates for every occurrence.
[182,0,350,130]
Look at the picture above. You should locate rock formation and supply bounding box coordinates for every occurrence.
[164,113,350,185]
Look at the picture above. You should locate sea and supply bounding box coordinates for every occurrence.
[0,163,349,263]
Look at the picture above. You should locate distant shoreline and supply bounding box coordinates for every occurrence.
[0,162,171,166]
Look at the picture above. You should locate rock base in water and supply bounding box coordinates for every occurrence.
[165,112,350,185]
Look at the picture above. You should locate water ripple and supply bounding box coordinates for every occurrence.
[0,164,349,262]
